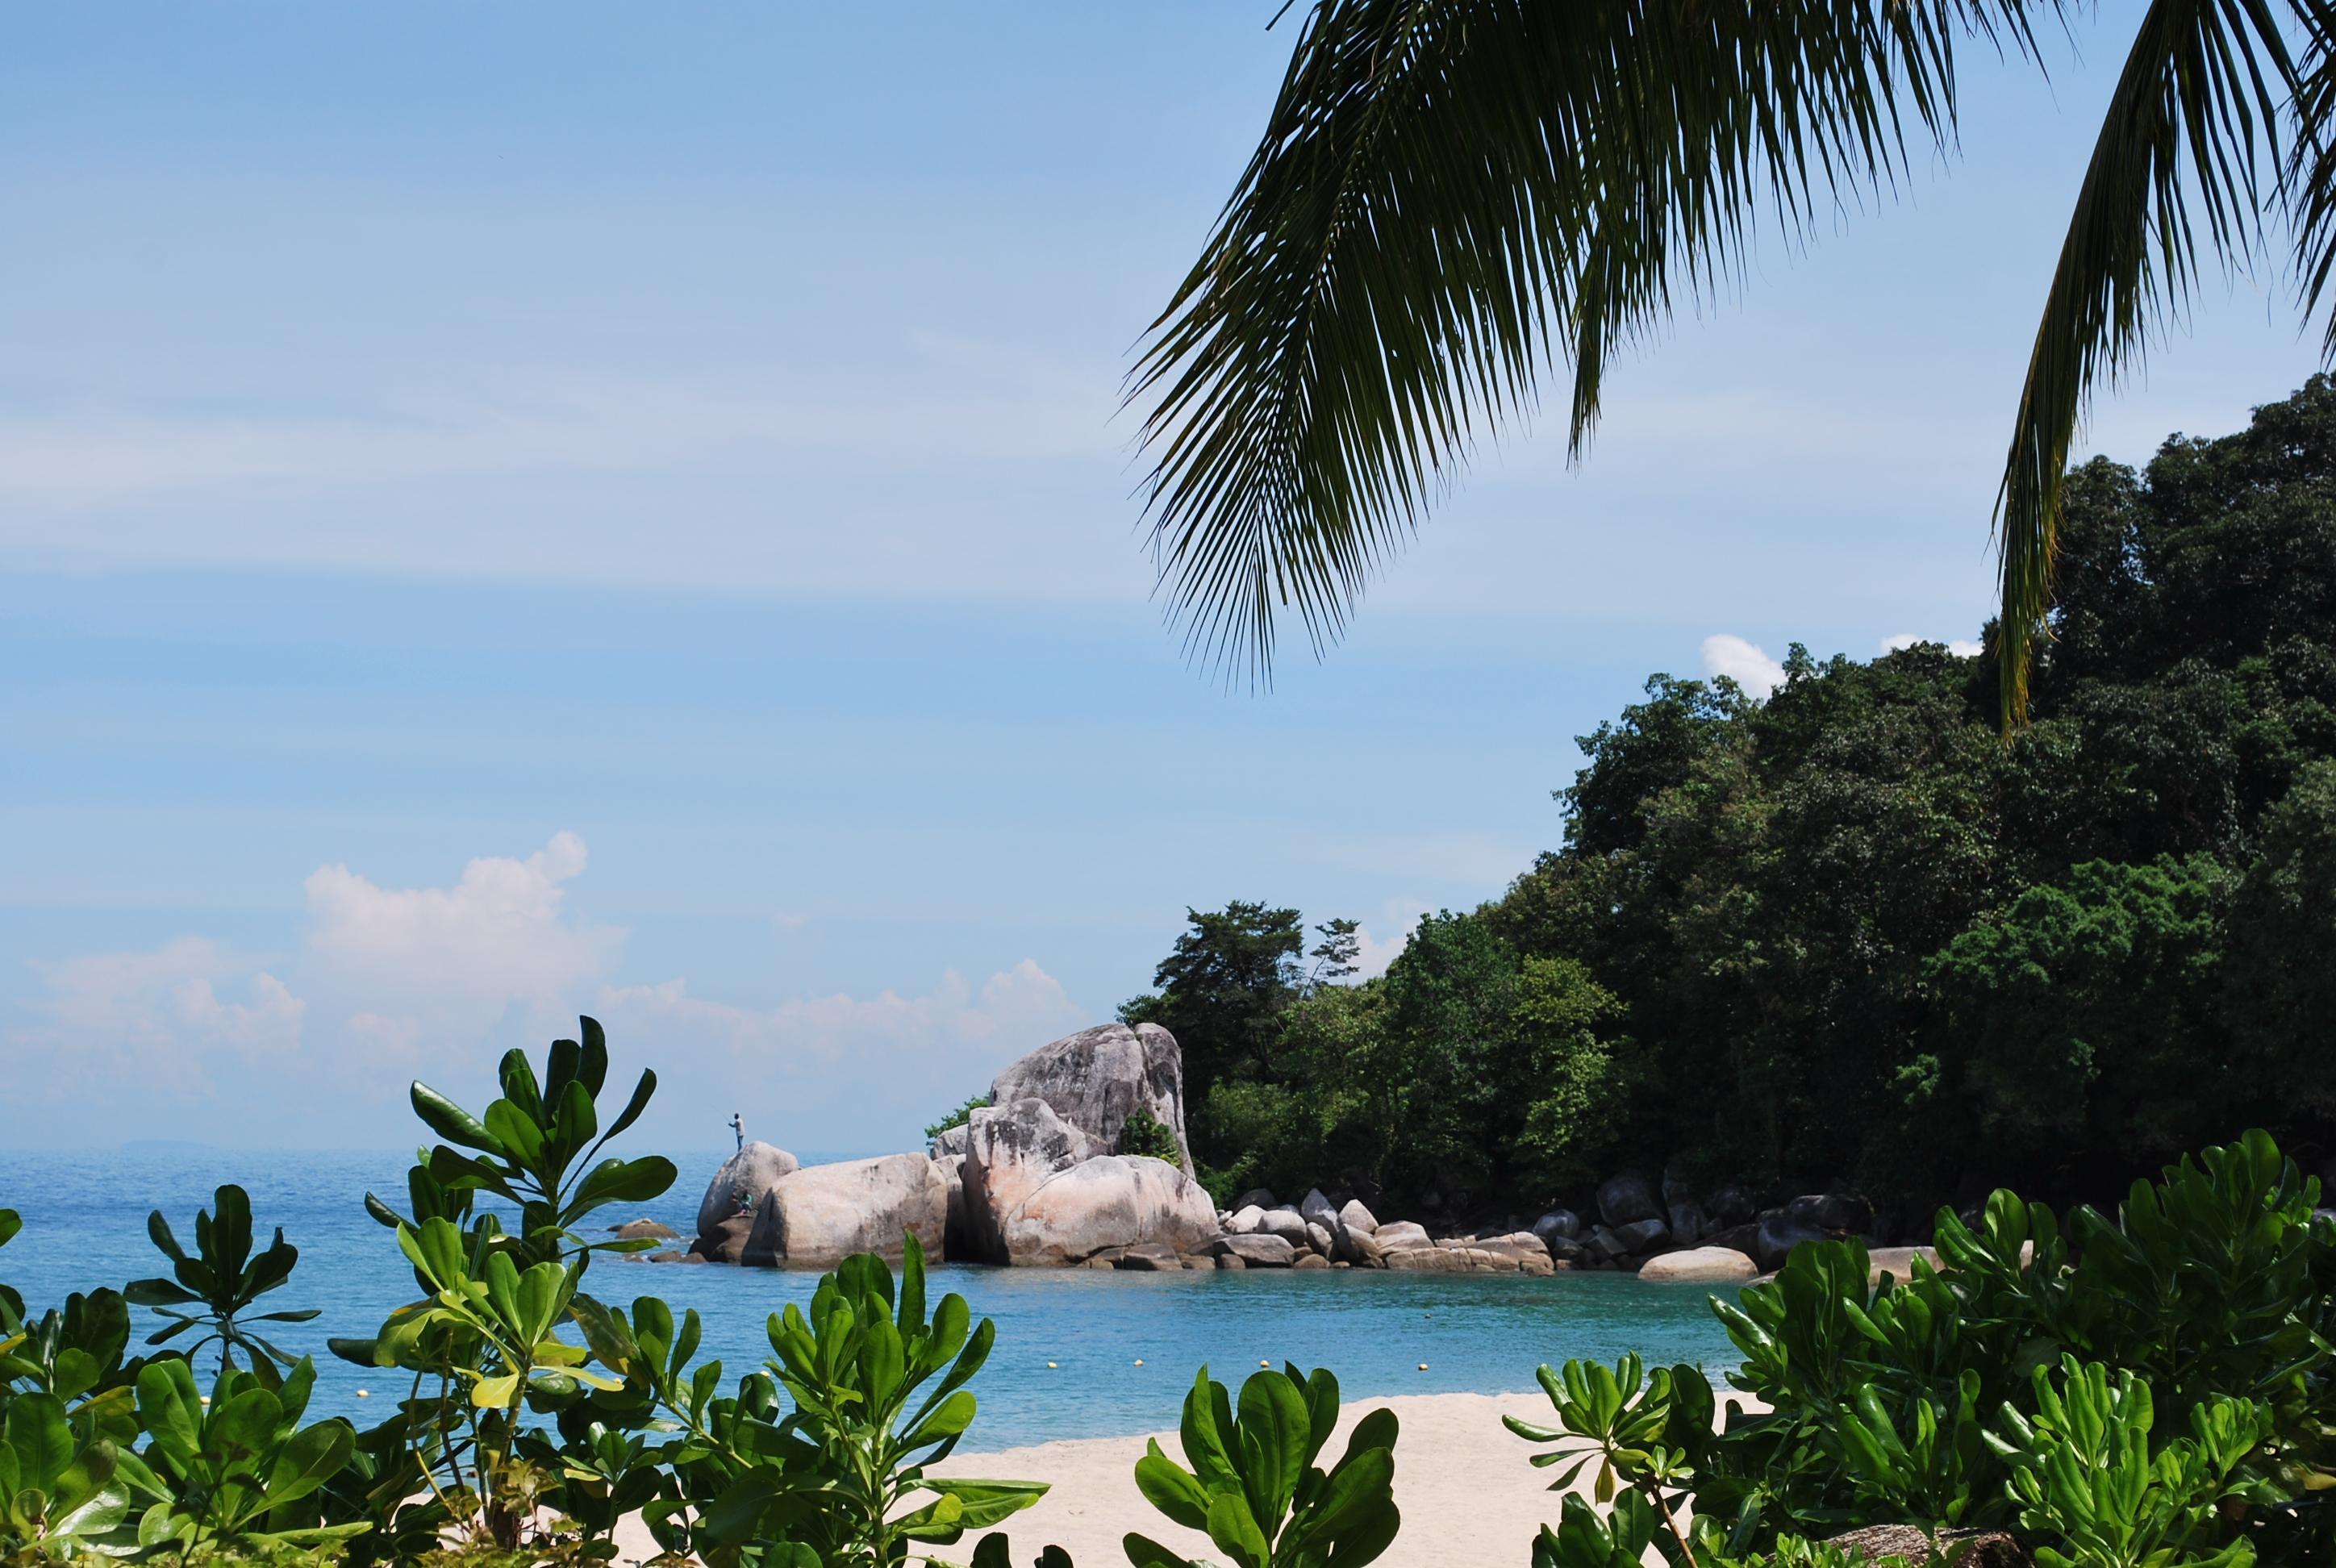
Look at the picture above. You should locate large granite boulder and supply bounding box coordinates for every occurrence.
[1598,1172,1664,1228]
[961,1099,1098,1261]
[961,1098,1215,1266]
[1707,1183,1757,1226]
[690,1211,754,1264]
[1254,1207,1312,1245]
[930,1123,972,1160]
[1374,1220,1431,1251]
[1533,1211,1582,1246]
[696,1141,800,1246]
[1753,1212,1830,1272]
[988,1022,1195,1176]
[982,1154,1217,1266]
[1206,1233,1297,1267]
[740,1153,947,1268]
[1337,1199,1379,1236]
[1638,1246,1759,1285]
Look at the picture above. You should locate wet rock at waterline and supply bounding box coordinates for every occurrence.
[1532,1210,1582,1245]
[962,1093,1216,1266]
[611,1217,678,1241]
[1638,1246,1760,1285]
[1206,1233,1296,1267]
[695,1140,800,1247]
[740,1153,947,1268]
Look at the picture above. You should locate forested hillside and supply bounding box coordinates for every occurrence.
[1124,378,2336,1228]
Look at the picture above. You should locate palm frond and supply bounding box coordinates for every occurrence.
[1129,0,2054,686]
[1995,0,2327,726]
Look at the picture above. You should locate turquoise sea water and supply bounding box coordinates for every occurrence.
[0,1149,1737,1451]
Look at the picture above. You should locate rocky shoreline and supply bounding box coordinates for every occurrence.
[646,1020,1922,1282]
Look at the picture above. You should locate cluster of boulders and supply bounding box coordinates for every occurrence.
[1212,1188,1555,1274]
[659,1018,1919,1280]
[676,1022,1219,1270]
[1549,1171,1937,1286]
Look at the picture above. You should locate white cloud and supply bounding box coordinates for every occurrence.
[1348,899,1431,981]
[598,960,1085,1143]
[1700,633,1788,699]
[15,937,303,1100]
[302,831,622,1044]
[8,834,1095,1149]
[1880,633,1985,657]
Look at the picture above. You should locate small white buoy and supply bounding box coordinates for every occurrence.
[1046,1361,1058,1369]
[1417,1363,1429,1371]
[198,1396,211,1405]
[355,1389,370,1399]
[1133,1359,1144,1366]
[1259,1359,1270,1368]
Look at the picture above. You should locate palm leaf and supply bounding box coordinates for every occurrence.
[1128,0,2054,687]
[1994,0,2326,724]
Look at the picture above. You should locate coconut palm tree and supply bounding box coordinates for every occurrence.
[1128,1,2336,724]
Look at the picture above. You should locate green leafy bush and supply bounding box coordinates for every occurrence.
[1116,1111,1183,1164]
[925,1094,992,1142]
[127,1186,316,1382]
[1125,1364,1400,1568]
[1517,1128,2334,1568]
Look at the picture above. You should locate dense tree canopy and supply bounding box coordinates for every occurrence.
[1134,381,2336,1220]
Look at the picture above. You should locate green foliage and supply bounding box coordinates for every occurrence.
[1987,1358,2267,1568]
[1116,1111,1183,1164]
[382,1016,676,1267]
[0,1212,21,1333]
[127,1186,317,1382]
[0,1391,135,1557]
[1508,957,1627,1195]
[724,1236,1046,1567]
[131,1356,363,1559]
[1128,902,1305,1161]
[1123,1364,1399,1568]
[1923,857,2234,1161]
[924,1095,992,1142]
[1525,1129,2334,1568]
[2224,761,2336,1120]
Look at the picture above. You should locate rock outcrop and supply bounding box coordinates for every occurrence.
[695,1141,800,1252]
[739,1153,948,1268]
[960,1097,1216,1266]
[1638,1246,1760,1285]
[988,1022,1195,1175]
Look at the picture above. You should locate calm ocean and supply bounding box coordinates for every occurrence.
[0,1147,1737,1450]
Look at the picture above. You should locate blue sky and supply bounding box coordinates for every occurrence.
[2,3,2325,1153]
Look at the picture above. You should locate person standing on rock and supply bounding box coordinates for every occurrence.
[728,1111,744,1152]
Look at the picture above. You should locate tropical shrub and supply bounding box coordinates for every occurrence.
[925,1095,992,1142]
[127,1186,316,1382]
[1124,1364,1400,1568]
[1516,1128,2334,1568]
[1116,1111,1183,1165]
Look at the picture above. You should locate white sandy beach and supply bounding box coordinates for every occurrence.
[929,1389,1576,1568]
[611,1387,1755,1566]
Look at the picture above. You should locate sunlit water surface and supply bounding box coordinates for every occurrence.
[0,1149,1737,1450]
